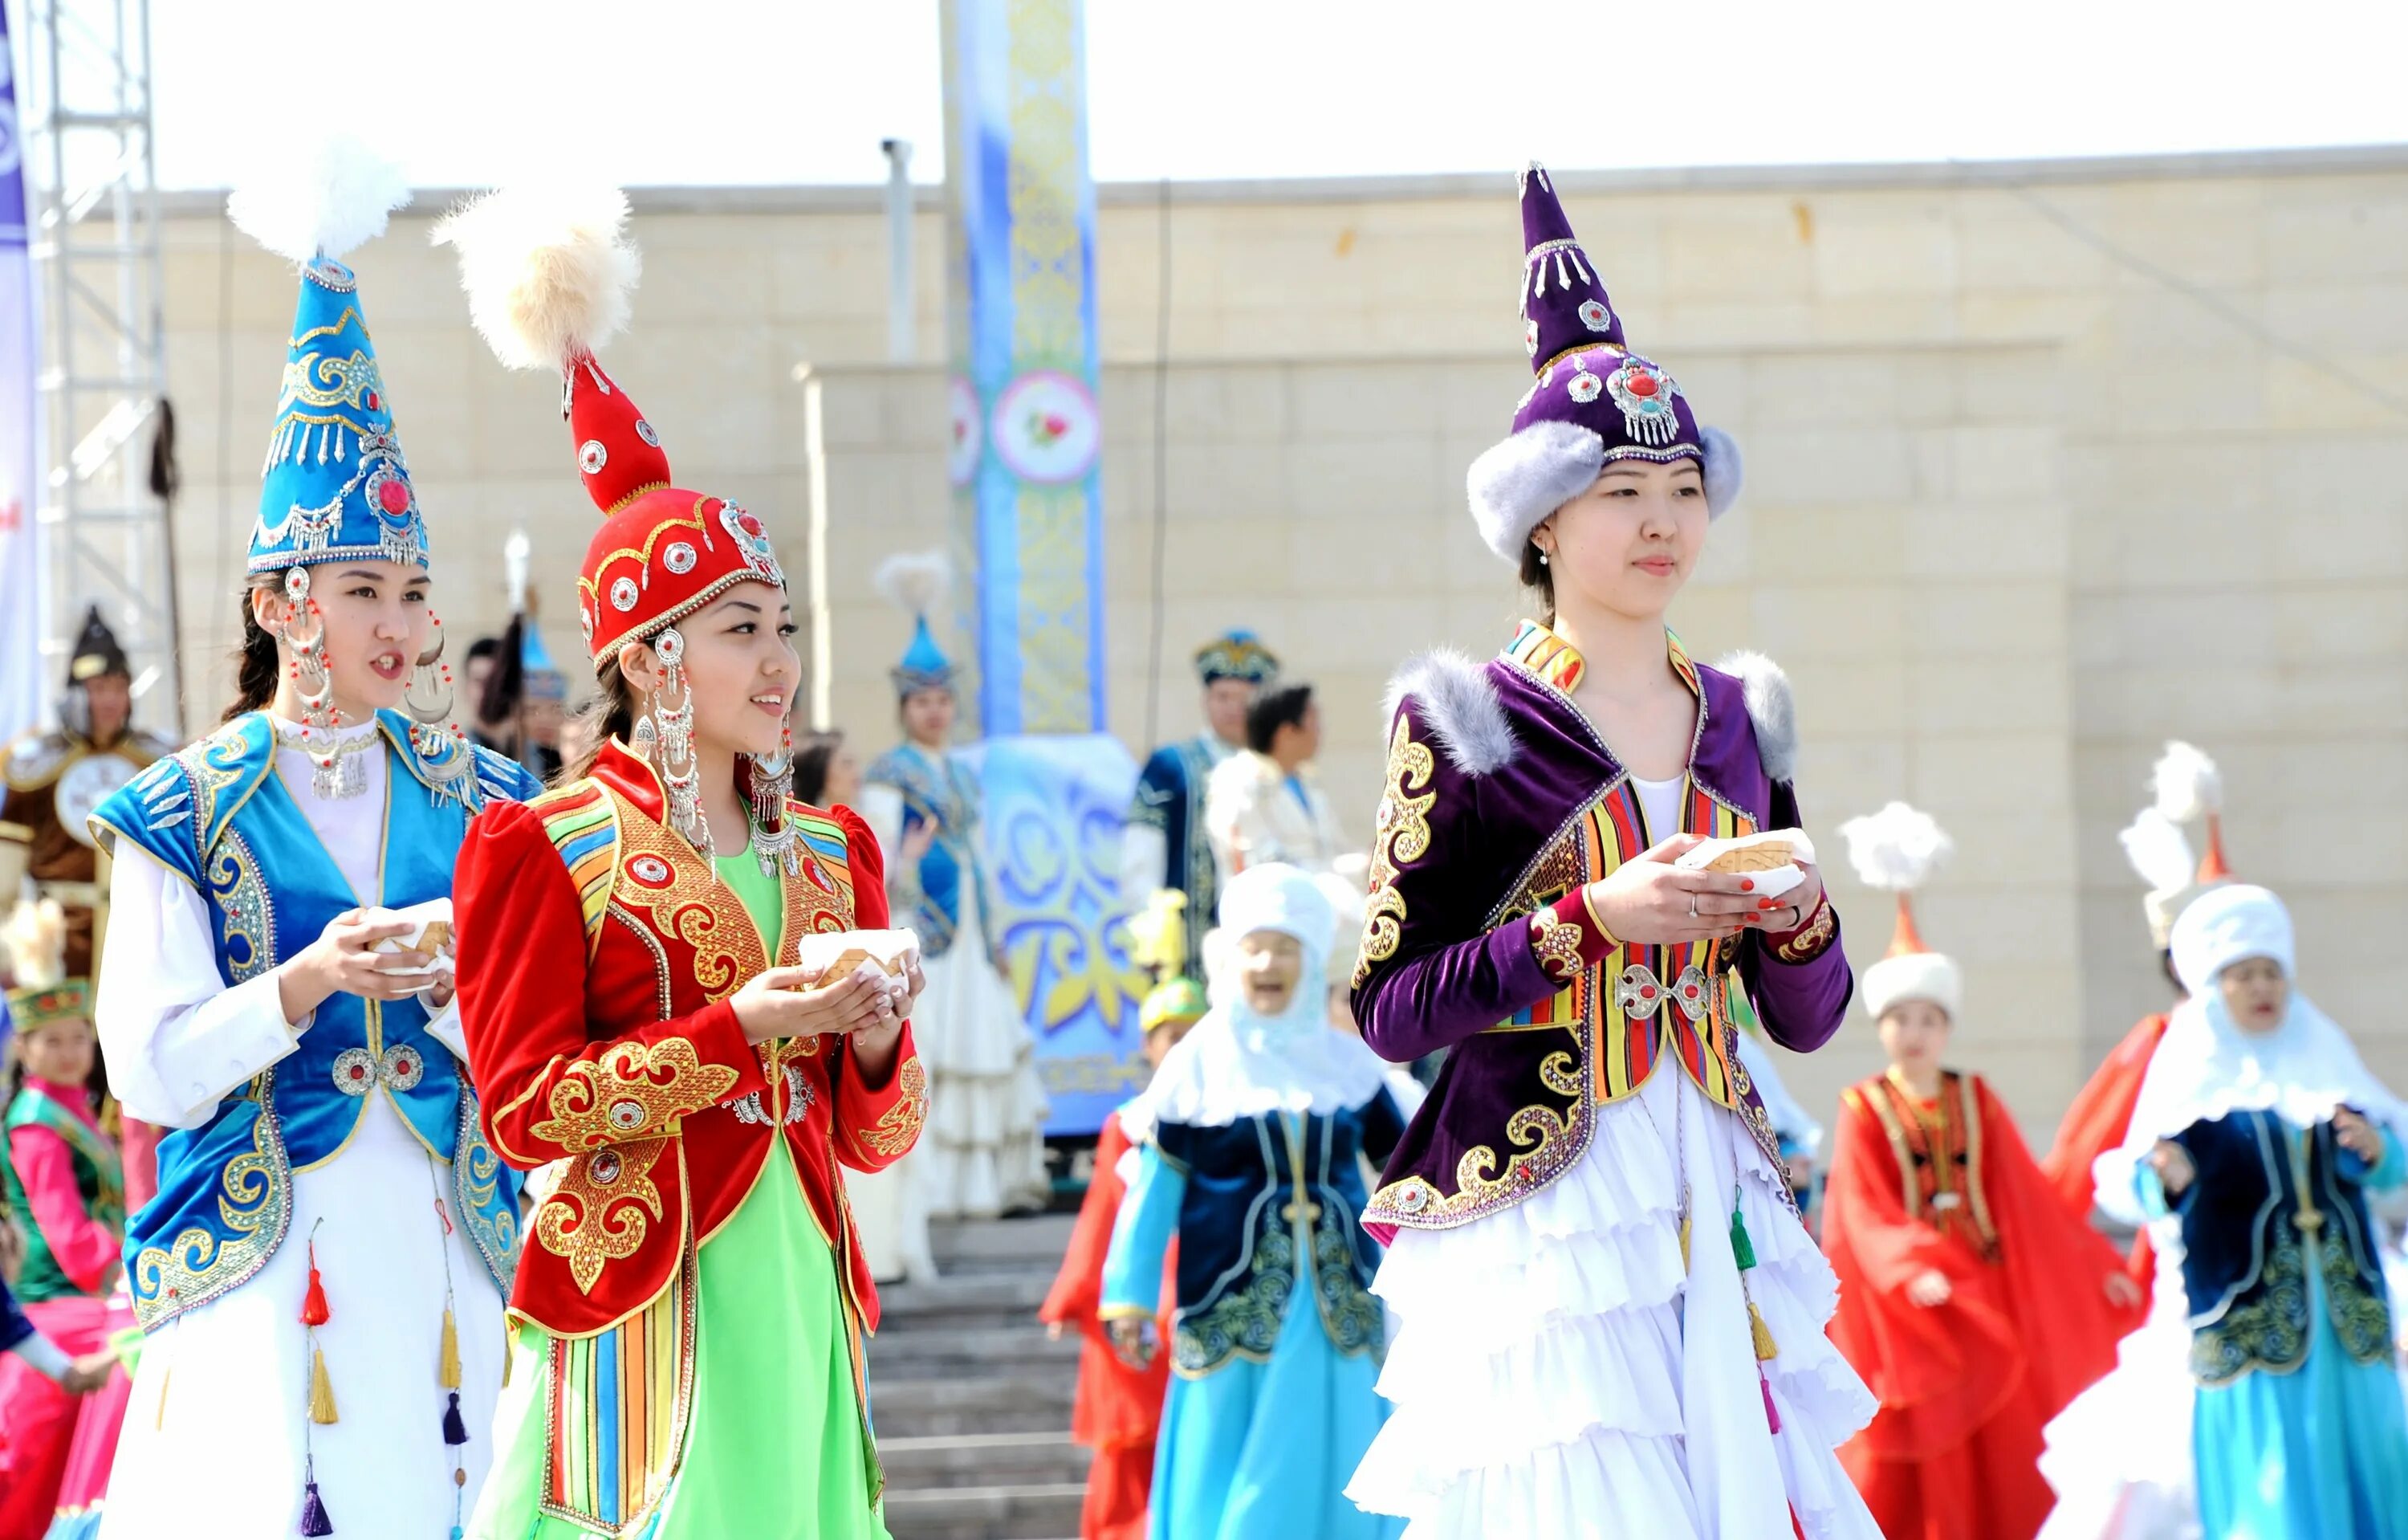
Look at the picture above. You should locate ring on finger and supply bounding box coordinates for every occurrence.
[1687,894,1698,919]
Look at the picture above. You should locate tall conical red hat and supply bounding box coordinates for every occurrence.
[437,189,787,663]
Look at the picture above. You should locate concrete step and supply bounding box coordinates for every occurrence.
[868,1322,1081,1379]
[872,1371,1077,1439]
[878,1429,1091,1489]
[930,1214,1079,1273]
[878,1270,1055,1330]
[881,1481,1085,1540]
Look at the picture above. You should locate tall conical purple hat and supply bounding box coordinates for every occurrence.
[1469,163,1743,564]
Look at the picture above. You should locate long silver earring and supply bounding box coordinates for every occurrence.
[648,628,709,857]
[747,722,800,878]
[273,568,362,800]
[404,614,473,797]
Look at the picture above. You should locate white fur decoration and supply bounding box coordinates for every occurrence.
[1384,650,1516,778]
[1840,801,1953,894]
[1863,950,1964,1021]
[2150,740,2223,825]
[226,136,409,264]
[2120,807,2197,894]
[1698,424,1745,519]
[503,528,532,612]
[1712,650,1796,784]
[2,898,67,991]
[433,186,641,371]
[873,550,953,620]
[1466,420,1603,562]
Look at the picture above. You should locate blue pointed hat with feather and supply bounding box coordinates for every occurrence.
[875,551,958,697]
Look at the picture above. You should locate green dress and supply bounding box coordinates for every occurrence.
[470,849,888,1540]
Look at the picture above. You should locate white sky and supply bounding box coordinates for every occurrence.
[152,1,2408,189]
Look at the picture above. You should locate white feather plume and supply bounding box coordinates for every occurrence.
[873,551,953,619]
[2,898,68,992]
[504,528,532,612]
[2119,808,2196,894]
[226,136,409,264]
[432,186,640,371]
[1839,801,1953,894]
[2150,740,2223,824]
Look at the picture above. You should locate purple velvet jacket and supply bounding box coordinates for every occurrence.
[1351,622,1853,1242]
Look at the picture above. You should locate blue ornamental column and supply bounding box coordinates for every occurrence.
[940,0,1144,1138]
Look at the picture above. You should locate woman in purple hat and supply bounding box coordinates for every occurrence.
[1342,165,1883,1539]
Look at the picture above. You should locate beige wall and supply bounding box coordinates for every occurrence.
[151,147,2408,1139]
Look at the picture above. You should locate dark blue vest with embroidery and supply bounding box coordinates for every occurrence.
[865,742,988,959]
[89,711,537,1330]
[2170,1107,2394,1385]
[1155,1091,1405,1377]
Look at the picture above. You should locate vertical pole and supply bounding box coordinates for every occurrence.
[802,369,833,731]
[881,138,915,365]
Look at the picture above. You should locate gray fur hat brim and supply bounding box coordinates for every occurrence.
[1466,420,1744,564]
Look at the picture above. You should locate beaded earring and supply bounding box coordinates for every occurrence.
[404,613,474,796]
[747,722,802,878]
[647,628,708,856]
[271,568,360,799]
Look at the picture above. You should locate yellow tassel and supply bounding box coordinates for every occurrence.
[501,1331,513,1389]
[154,1364,171,1431]
[439,1307,462,1391]
[309,1346,340,1424]
[1749,1300,1779,1362]
[1678,1211,1692,1271]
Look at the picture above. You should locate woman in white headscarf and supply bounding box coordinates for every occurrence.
[2085,883,2408,1540]
[1098,864,1406,1540]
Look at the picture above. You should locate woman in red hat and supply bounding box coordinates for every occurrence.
[440,189,929,1540]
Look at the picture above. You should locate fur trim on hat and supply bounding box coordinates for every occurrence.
[873,550,953,619]
[1712,650,1796,784]
[1699,425,1743,519]
[227,136,409,265]
[1466,420,1604,563]
[1864,951,1963,1020]
[434,187,641,372]
[1383,650,1515,778]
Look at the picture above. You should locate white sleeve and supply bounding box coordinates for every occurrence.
[97,844,306,1131]
[859,784,905,867]
[422,995,467,1061]
[8,1330,70,1383]
[1119,825,1167,906]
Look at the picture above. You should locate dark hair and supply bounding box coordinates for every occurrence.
[566,659,639,783]
[1519,541,1555,625]
[222,572,287,723]
[792,730,847,807]
[1245,683,1315,756]
[466,636,501,664]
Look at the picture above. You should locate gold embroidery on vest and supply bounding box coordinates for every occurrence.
[857,1057,929,1157]
[535,1138,670,1296]
[1356,713,1436,986]
[529,1038,741,1151]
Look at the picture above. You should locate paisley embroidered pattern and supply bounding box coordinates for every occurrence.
[1310,1199,1383,1361]
[205,829,275,981]
[454,1092,520,1294]
[1356,712,1437,986]
[856,1057,928,1158]
[528,1039,741,1153]
[535,1139,670,1295]
[126,1077,293,1331]
[1371,1050,1586,1227]
[1174,1212,1296,1376]
[2192,1228,2310,1386]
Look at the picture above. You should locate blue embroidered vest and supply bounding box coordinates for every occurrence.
[1155,1091,1405,1377]
[89,711,538,1330]
[865,742,987,959]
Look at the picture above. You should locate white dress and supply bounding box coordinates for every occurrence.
[94,719,506,1540]
[1345,776,1881,1540]
[2035,1226,2203,1540]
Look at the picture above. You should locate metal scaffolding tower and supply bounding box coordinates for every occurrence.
[20,0,179,735]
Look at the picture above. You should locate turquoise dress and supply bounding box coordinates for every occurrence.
[1101,1104,1405,1540]
[2146,1116,2408,1540]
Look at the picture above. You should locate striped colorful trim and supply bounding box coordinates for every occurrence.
[541,1253,698,1538]
[1503,621,1702,700]
[534,781,620,957]
[789,807,856,908]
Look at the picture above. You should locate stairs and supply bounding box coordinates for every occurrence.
[872,1215,1090,1540]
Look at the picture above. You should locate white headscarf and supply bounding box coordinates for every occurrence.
[2093,884,2408,1223]
[1121,863,1390,1142]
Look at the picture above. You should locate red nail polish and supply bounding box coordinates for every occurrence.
[1740,879,1755,892]
[1760,898,1779,911]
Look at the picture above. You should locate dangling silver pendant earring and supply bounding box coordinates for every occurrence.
[1538,550,1550,566]
[405,612,473,799]
[647,628,710,857]
[272,568,364,800]
[747,722,801,878]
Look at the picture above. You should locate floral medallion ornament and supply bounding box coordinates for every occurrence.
[717,503,784,585]
[380,1043,425,1091]
[610,576,640,612]
[990,369,1100,485]
[628,854,672,886]
[663,541,697,574]
[1568,369,1604,405]
[1615,964,1668,1019]
[1670,964,1711,1023]
[1606,358,1684,446]
[332,1046,378,1097]
[633,418,661,447]
[579,439,608,474]
[1578,298,1613,334]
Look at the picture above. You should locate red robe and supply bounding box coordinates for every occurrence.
[1824,1070,2143,1540]
[1039,1110,1173,1540]
[2039,1012,2171,1289]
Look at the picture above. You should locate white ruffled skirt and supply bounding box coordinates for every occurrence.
[2035,1236,2203,1540]
[911,882,1050,1220]
[1347,1061,1881,1539]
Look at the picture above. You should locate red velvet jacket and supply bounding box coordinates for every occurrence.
[454,741,927,1338]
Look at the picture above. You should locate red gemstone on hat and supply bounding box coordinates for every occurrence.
[737,513,763,538]
[377,479,412,515]
[1627,372,1659,398]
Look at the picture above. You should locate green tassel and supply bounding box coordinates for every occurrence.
[1729,1204,1758,1272]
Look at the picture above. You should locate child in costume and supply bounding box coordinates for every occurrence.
[86,143,539,1540]
[0,901,122,1540]
[863,552,1049,1222]
[1102,864,1405,1540]
[1039,890,1207,1540]
[439,185,928,1540]
[1820,805,2145,1540]
[2093,883,2408,1540]
[1342,163,1877,1540]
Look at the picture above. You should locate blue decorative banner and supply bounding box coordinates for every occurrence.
[0,22,39,742]
[940,0,1107,737]
[972,733,1149,1136]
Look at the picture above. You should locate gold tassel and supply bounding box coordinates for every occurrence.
[501,1331,513,1389]
[1678,1211,1692,1271]
[1749,1300,1779,1362]
[309,1346,340,1424]
[439,1307,462,1391]
[154,1364,171,1431]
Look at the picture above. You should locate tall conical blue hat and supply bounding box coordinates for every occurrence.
[230,140,426,574]
[874,551,958,697]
